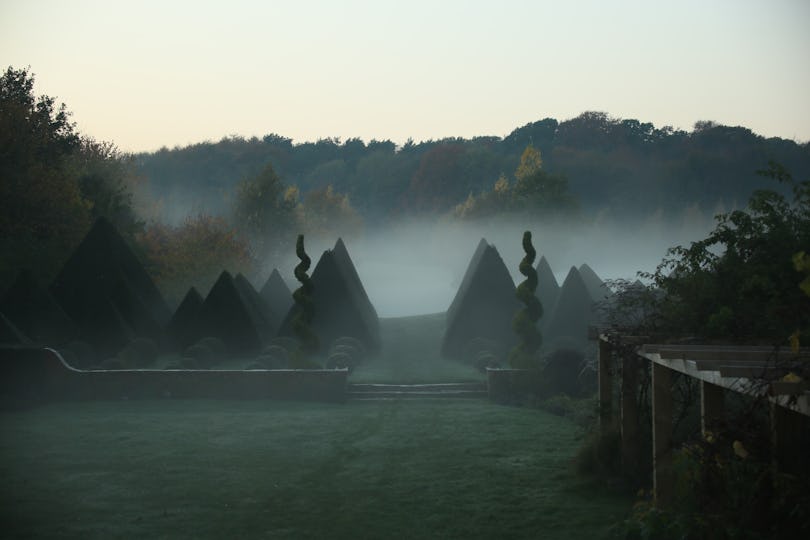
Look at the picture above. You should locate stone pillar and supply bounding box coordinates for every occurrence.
[700,381,724,439]
[598,338,613,436]
[621,354,640,478]
[652,362,673,506]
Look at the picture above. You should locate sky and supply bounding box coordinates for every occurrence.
[2,0,809,153]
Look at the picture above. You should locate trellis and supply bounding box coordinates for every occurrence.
[597,335,810,505]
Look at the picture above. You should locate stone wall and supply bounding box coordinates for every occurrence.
[1,347,348,409]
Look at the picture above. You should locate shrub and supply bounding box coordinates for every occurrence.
[575,424,621,477]
[245,360,268,370]
[179,356,200,369]
[99,357,127,370]
[331,336,366,358]
[256,353,288,369]
[326,352,356,372]
[541,348,586,397]
[183,339,220,368]
[196,336,226,357]
[121,337,159,367]
[261,345,290,365]
[60,340,96,369]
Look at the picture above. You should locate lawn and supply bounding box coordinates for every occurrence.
[350,313,485,384]
[0,399,631,539]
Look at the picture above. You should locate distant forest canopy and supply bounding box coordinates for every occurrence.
[136,113,810,224]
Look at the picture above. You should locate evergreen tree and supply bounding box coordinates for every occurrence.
[509,231,543,368]
[291,234,319,363]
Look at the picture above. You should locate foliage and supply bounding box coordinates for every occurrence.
[133,111,810,225]
[0,66,88,284]
[232,162,297,262]
[137,214,253,307]
[601,165,810,537]
[291,234,319,363]
[515,143,543,181]
[794,251,810,298]
[230,163,362,262]
[0,66,142,285]
[641,162,810,343]
[454,144,578,220]
[611,426,810,539]
[70,137,144,237]
[404,143,469,213]
[509,231,543,368]
[297,184,363,239]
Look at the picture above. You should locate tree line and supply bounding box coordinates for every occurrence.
[136,112,810,224]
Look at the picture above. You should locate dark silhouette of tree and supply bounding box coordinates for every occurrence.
[1,66,144,285]
[404,143,468,213]
[644,162,810,343]
[232,162,297,261]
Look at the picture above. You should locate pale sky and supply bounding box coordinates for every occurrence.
[2,0,809,153]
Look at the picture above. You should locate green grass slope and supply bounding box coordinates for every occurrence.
[351,313,484,383]
[1,400,630,539]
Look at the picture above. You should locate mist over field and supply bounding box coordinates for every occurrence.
[266,211,717,318]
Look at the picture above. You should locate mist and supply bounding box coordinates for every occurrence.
[265,210,718,318]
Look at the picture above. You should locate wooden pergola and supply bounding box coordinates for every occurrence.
[598,336,809,505]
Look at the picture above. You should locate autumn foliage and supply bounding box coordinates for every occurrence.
[137,214,253,307]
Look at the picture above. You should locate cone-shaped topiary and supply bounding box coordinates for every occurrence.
[509,231,543,368]
[292,234,319,360]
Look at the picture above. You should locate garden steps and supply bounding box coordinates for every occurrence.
[347,382,487,400]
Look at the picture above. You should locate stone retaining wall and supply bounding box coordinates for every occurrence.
[1,347,348,409]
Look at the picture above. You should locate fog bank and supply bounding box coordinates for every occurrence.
[267,213,716,318]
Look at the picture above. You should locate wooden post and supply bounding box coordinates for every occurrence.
[700,381,724,439]
[652,362,673,506]
[598,338,613,436]
[771,402,803,475]
[621,354,640,477]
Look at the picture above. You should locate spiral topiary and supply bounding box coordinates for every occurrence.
[292,234,320,360]
[509,230,543,369]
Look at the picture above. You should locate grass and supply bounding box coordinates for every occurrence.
[351,313,484,384]
[0,399,631,539]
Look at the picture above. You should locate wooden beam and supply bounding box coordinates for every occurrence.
[652,362,673,506]
[658,348,800,362]
[716,366,791,378]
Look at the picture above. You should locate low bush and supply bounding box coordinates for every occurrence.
[60,341,96,369]
[183,341,218,368]
[179,356,200,369]
[255,354,288,369]
[245,360,267,370]
[99,357,127,370]
[326,352,356,373]
[126,337,159,367]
